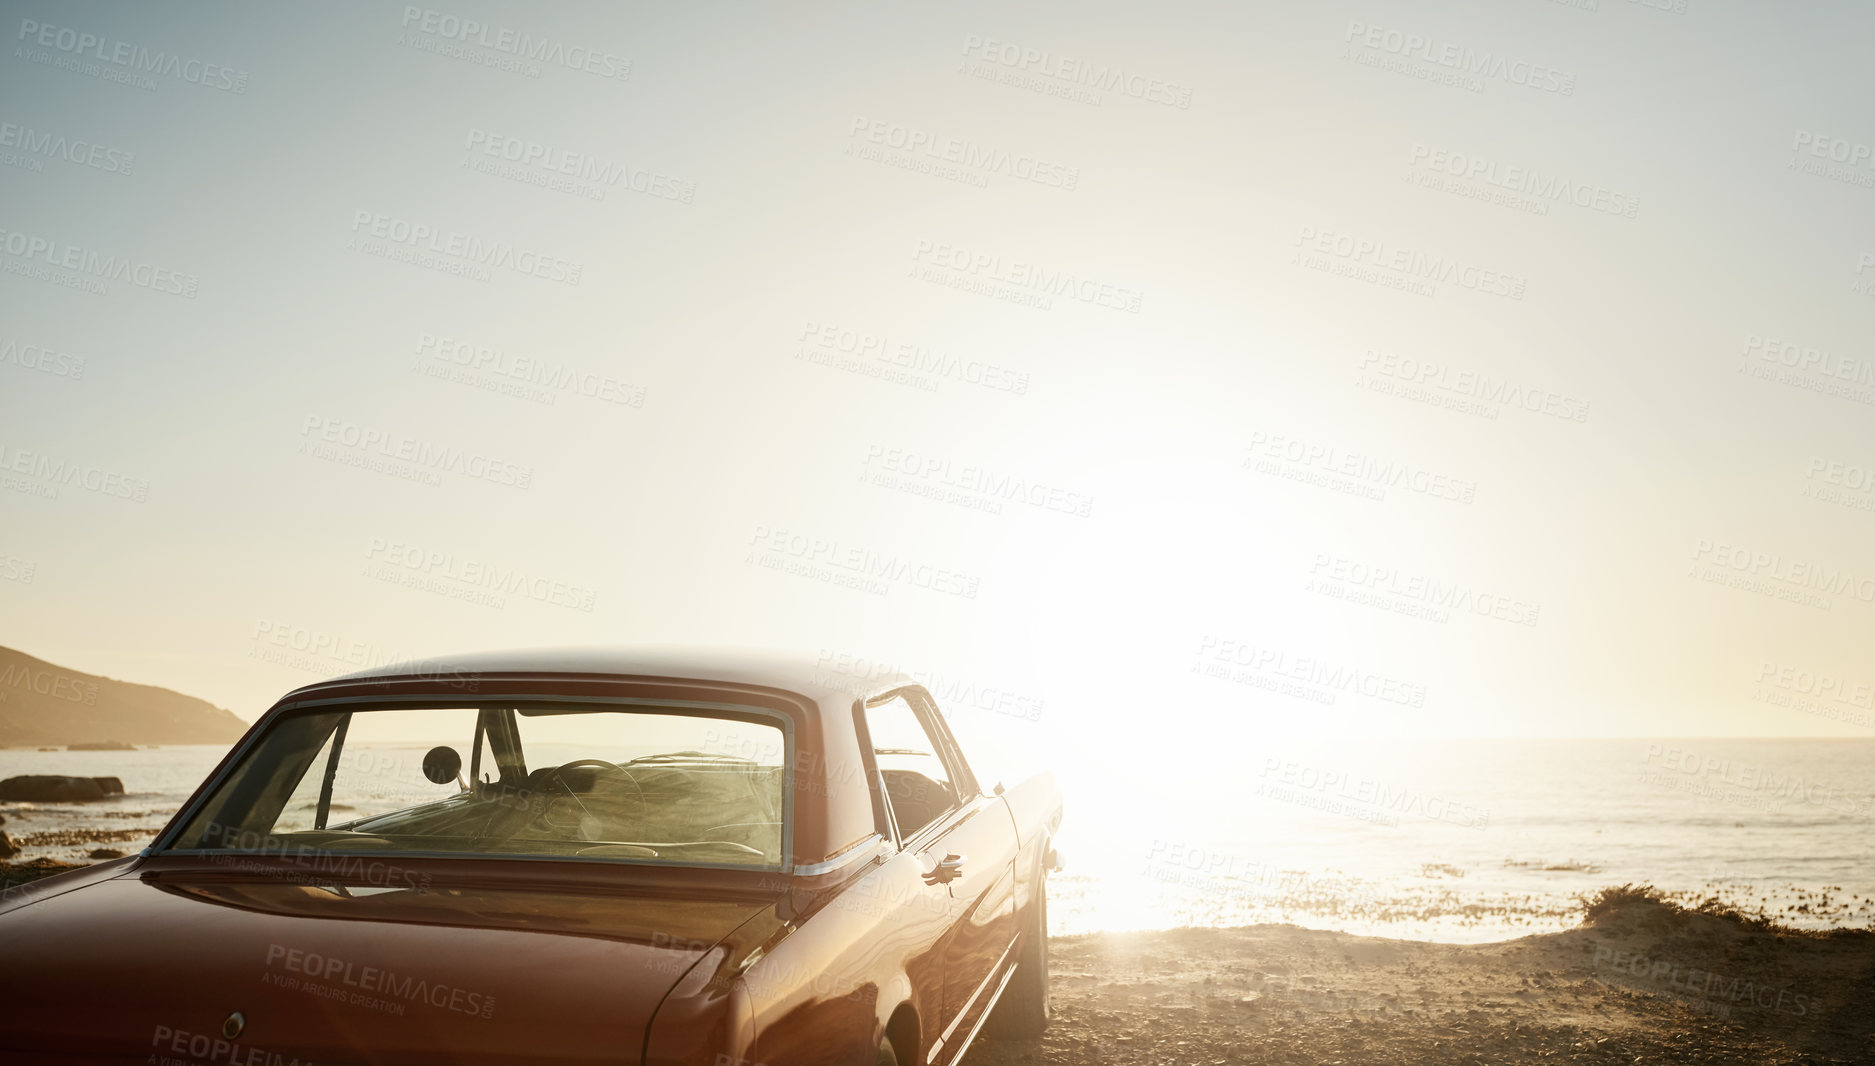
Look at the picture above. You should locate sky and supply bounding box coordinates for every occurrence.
[3,0,1875,794]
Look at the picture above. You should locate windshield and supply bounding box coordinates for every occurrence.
[167,702,789,869]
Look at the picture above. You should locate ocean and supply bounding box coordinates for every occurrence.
[4,737,1870,944]
[1047,736,1875,942]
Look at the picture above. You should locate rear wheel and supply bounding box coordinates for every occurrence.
[988,870,1050,1037]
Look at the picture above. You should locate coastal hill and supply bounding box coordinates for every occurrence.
[0,645,247,748]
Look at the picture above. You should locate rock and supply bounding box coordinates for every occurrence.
[0,857,84,890]
[0,831,17,858]
[67,740,136,751]
[87,848,126,860]
[0,775,120,802]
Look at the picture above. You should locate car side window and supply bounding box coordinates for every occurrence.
[865,694,961,841]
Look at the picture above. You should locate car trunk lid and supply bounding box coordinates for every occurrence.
[0,862,779,1065]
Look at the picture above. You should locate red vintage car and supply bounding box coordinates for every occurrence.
[0,647,1062,1066]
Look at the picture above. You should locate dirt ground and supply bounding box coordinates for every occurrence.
[971,889,1875,1066]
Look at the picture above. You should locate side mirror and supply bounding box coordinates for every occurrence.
[422,745,463,786]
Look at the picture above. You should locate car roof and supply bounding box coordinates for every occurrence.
[309,644,916,706]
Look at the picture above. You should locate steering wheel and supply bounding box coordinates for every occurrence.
[534,758,647,839]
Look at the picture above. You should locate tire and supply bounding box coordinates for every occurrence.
[987,869,1050,1038]
[878,1034,900,1066]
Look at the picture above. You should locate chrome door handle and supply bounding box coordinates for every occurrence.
[924,852,966,884]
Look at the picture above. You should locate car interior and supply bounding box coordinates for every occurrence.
[865,694,964,841]
[173,705,790,868]
[338,750,789,866]
[879,763,957,839]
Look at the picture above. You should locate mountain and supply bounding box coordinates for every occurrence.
[0,646,248,748]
